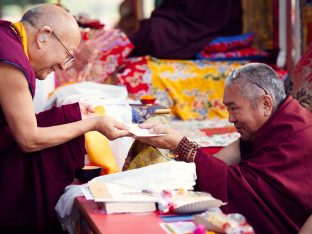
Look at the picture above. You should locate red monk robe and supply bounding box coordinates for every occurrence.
[129,0,242,59]
[0,20,85,232]
[195,96,312,233]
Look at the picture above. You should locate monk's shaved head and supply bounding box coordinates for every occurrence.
[20,3,81,79]
[21,3,80,38]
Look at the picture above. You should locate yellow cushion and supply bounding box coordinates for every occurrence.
[84,106,118,174]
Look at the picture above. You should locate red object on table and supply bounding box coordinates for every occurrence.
[75,196,165,234]
[201,146,224,155]
[200,126,237,136]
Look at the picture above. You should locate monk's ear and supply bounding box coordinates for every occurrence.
[35,26,52,49]
[262,95,273,117]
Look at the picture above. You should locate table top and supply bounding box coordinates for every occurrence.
[75,196,165,234]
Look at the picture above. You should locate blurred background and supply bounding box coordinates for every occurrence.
[0,0,155,28]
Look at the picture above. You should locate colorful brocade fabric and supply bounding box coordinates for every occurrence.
[55,28,134,86]
[122,115,172,171]
[291,42,312,112]
[117,56,243,120]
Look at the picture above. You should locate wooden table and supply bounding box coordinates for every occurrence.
[74,196,165,234]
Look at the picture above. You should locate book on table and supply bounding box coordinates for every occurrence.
[98,201,157,214]
[88,181,160,214]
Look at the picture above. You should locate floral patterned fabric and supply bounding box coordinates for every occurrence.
[117,56,151,97]
[290,42,312,111]
[117,56,243,120]
[122,115,172,171]
[55,28,134,86]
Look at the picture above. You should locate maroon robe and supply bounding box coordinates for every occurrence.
[195,96,312,233]
[129,0,242,59]
[0,21,85,231]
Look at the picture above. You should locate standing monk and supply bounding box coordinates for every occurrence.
[136,63,312,233]
[0,4,130,233]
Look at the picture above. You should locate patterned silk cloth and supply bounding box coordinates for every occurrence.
[122,115,173,171]
[117,56,243,120]
[55,28,134,86]
[290,42,312,112]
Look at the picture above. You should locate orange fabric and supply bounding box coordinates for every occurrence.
[85,106,118,174]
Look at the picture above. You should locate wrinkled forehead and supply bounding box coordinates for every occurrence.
[223,83,247,106]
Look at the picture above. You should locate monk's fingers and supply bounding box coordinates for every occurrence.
[151,124,169,134]
[138,123,159,130]
[86,104,95,113]
[113,121,130,131]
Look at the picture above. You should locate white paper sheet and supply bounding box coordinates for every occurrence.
[126,124,165,137]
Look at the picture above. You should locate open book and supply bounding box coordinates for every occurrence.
[88,182,160,214]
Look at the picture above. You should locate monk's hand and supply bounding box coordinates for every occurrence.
[95,116,131,140]
[135,123,183,151]
[79,103,95,119]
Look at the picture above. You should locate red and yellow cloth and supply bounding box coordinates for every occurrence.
[55,28,134,86]
[117,56,243,120]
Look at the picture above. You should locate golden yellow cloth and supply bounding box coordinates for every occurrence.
[84,106,119,174]
[12,22,29,58]
[148,58,242,120]
[122,115,172,171]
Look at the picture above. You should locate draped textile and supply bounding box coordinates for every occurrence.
[195,96,312,233]
[0,21,85,231]
[291,42,312,112]
[129,0,242,59]
[117,56,243,120]
[54,28,134,86]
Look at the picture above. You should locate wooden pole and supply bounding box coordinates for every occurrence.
[286,0,293,73]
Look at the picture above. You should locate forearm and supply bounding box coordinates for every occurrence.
[20,117,97,152]
[174,138,241,165]
[299,215,312,234]
[175,136,200,162]
[213,139,241,165]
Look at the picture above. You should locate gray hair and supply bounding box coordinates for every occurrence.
[22,5,48,26]
[225,63,286,111]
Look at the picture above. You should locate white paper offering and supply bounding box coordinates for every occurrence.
[126,124,164,137]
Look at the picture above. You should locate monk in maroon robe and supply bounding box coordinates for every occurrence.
[137,63,312,233]
[129,0,242,59]
[0,4,130,233]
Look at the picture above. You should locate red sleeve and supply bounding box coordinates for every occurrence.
[36,102,86,161]
[194,148,228,204]
[36,103,82,126]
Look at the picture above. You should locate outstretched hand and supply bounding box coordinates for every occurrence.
[135,123,183,151]
[95,115,131,140]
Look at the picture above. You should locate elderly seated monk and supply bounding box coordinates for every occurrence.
[136,63,312,234]
[0,4,130,233]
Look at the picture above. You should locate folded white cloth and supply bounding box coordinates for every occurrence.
[44,82,133,169]
[55,161,196,233]
[44,81,132,123]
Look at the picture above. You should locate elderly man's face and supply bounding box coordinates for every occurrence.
[36,33,78,80]
[223,84,267,141]
[34,29,80,80]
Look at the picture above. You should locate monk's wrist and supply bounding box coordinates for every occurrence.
[175,136,200,162]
